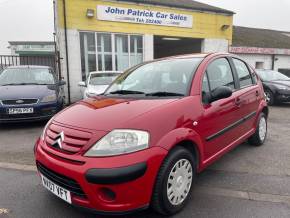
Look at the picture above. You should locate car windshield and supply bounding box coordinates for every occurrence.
[89,73,120,86]
[104,58,202,97]
[0,68,55,86]
[256,70,290,81]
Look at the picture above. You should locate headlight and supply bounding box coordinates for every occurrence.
[41,94,57,103]
[85,129,150,157]
[276,85,288,90]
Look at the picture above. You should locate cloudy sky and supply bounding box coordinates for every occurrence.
[0,0,289,54]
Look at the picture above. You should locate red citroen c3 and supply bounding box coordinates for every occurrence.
[34,53,268,215]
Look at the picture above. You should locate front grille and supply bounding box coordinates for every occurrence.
[1,99,38,105]
[45,123,92,154]
[37,162,87,198]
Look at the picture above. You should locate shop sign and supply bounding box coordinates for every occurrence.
[97,5,193,28]
[230,46,290,55]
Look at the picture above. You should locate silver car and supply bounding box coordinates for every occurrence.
[78,71,122,99]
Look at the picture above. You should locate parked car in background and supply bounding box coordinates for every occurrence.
[78,71,122,99]
[35,53,268,215]
[0,66,66,123]
[256,69,290,105]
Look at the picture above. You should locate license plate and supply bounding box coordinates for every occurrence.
[41,174,72,204]
[8,108,34,114]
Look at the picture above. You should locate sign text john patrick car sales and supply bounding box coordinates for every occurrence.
[97,5,193,28]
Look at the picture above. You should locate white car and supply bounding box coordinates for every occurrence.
[78,71,122,99]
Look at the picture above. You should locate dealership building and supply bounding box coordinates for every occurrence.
[230,26,290,72]
[55,0,234,102]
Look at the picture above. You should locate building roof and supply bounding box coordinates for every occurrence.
[8,41,54,45]
[115,0,234,15]
[233,26,290,49]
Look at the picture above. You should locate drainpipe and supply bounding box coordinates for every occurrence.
[271,54,275,70]
[63,0,71,104]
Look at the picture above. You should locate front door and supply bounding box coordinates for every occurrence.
[198,57,245,161]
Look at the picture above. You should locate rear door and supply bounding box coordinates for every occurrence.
[198,57,245,161]
[230,58,260,133]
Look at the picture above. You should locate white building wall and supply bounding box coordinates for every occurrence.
[235,54,273,70]
[234,53,290,71]
[274,55,290,71]
[144,34,154,61]
[201,38,229,53]
[57,28,83,103]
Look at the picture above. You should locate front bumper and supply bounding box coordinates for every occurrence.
[0,102,60,123]
[276,90,290,102]
[35,140,168,213]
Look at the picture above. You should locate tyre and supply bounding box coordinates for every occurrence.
[248,112,267,146]
[264,89,275,106]
[151,147,196,215]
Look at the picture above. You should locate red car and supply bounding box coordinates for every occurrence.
[34,53,268,215]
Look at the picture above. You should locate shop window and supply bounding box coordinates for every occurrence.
[115,34,129,71]
[255,62,264,69]
[80,32,144,80]
[97,33,112,71]
[130,35,143,67]
[80,32,96,81]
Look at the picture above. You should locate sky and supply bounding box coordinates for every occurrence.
[0,0,290,54]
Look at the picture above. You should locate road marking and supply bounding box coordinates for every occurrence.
[195,186,290,206]
[0,208,9,214]
[0,162,36,172]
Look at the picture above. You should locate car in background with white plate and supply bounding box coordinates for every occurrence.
[78,71,122,99]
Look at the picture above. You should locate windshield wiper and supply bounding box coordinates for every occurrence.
[107,90,145,95]
[145,92,185,97]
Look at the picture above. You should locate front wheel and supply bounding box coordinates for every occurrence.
[248,112,267,146]
[264,90,275,106]
[151,147,196,215]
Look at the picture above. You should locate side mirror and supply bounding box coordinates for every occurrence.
[58,80,66,86]
[209,86,232,103]
[78,81,86,87]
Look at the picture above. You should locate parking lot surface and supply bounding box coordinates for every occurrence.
[1,104,290,217]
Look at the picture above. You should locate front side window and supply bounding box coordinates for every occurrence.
[207,58,235,90]
[233,58,253,88]
[0,68,55,85]
[105,58,202,97]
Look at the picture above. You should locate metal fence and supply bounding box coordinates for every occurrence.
[0,55,58,73]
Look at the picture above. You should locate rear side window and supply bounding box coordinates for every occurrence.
[207,58,235,90]
[233,59,253,88]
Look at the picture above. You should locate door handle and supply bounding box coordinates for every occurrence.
[235,98,242,107]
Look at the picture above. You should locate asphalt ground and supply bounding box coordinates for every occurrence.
[1,104,290,217]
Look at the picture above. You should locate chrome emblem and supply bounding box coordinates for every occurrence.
[52,131,65,149]
[16,100,24,104]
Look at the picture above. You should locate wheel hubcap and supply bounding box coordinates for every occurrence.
[259,117,267,141]
[167,159,193,206]
[265,92,271,103]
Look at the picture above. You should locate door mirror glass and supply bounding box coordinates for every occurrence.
[210,86,232,103]
[78,81,87,87]
[58,80,66,86]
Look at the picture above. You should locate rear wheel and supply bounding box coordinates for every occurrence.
[248,112,267,146]
[264,89,274,106]
[151,147,196,215]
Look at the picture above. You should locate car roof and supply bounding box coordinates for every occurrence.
[6,65,51,69]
